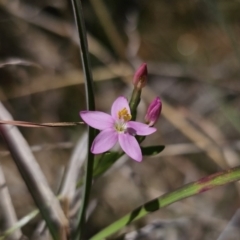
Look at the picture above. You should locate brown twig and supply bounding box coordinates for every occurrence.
[0,165,22,240]
[0,102,68,240]
[33,133,89,237]
[0,120,84,128]
[60,132,87,202]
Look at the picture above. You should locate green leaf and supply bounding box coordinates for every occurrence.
[93,152,121,177]
[76,152,123,188]
[70,0,96,238]
[141,145,165,156]
[90,165,240,240]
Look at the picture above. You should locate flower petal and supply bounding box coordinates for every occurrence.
[80,111,114,130]
[91,128,118,154]
[133,63,148,89]
[118,133,142,162]
[145,97,162,126]
[111,96,131,120]
[127,121,156,136]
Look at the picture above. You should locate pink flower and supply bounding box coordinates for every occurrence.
[80,96,156,162]
[132,63,148,89]
[145,97,162,126]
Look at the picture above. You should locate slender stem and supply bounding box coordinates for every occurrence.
[129,87,141,121]
[70,0,95,239]
[90,166,240,240]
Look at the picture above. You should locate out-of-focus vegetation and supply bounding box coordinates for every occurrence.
[1,0,240,239]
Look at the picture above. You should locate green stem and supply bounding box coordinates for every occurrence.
[129,87,141,121]
[90,166,240,240]
[70,0,95,239]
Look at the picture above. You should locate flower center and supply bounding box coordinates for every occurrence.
[115,120,127,132]
[118,108,131,121]
[115,108,131,133]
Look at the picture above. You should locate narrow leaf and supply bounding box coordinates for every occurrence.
[70,0,96,238]
[141,145,165,156]
[90,166,240,240]
[93,152,121,177]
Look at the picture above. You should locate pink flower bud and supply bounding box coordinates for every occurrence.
[145,97,162,126]
[133,63,148,89]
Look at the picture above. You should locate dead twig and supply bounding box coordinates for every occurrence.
[0,164,22,240]
[0,102,68,240]
[0,120,83,128]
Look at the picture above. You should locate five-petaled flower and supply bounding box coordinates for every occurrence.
[80,96,156,162]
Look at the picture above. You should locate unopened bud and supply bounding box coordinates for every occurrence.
[145,97,162,126]
[133,63,148,89]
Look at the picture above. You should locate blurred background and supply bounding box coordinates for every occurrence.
[0,0,240,239]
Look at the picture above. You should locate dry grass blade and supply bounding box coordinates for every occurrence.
[0,120,84,128]
[0,165,22,240]
[1,64,132,101]
[0,0,114,64]
[217,209,240,240]
[153,96,228,169]
[0,102,68,240]
[0,142,74,157]
[34,133,88,238]
[89,0,126,60]
[184,108,240,167]
[60,132,87,202]
[0,58,41,69]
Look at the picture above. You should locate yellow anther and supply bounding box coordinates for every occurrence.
[118,108,131,121]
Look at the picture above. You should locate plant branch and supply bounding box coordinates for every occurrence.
[90,166,240,240]
[0,102,68,240]
[70,0,96,239]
